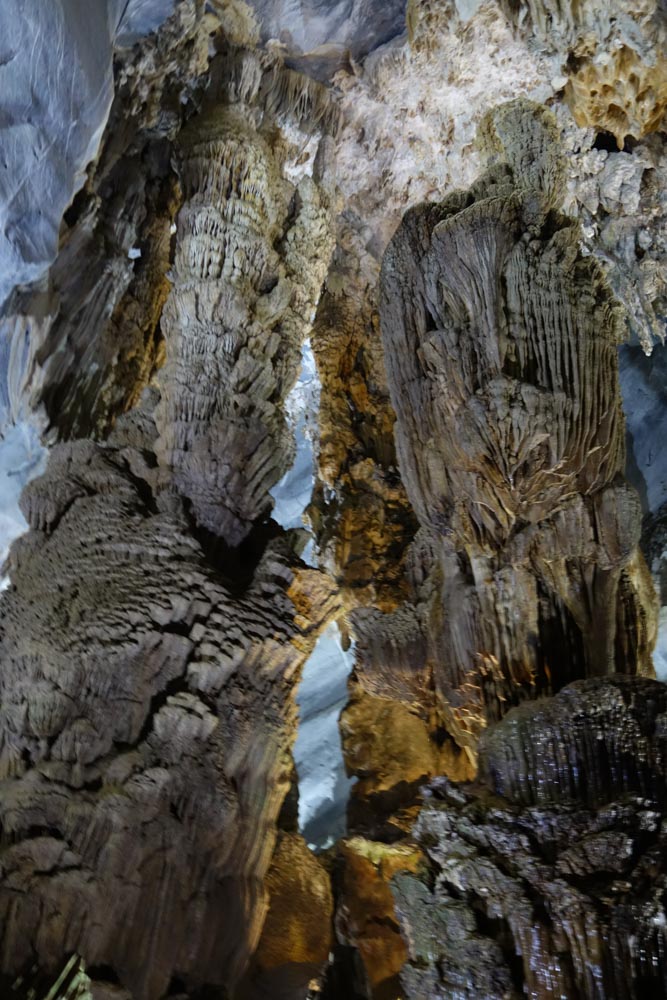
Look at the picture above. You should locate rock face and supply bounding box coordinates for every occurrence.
[0,1,116,314]
[0,402,336,998]
[2,1,667,998]
[239,831,334,999]
[0,0,194,318]
[353,100,657,755]
[395,676,667,1000]
[154,88,334,543]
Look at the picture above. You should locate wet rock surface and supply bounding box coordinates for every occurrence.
[395,677,667,1000]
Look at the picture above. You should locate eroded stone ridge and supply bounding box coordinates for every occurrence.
[394,677,667,1000]
[353,100,657,752]
[0,404,336,999]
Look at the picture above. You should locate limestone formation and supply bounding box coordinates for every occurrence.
[0,0,212,441]
[336,838,423,1000]
[154,94,335,544]
[2,2,667,998]
[0,400,337,999]
[395,677,667,1000]
[497,0,667,147]
[352,99,657,754]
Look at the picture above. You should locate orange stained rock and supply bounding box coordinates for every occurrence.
[338,838,424,1000]
[566,45,667,147]
[287,568,341,650]
[253,833,334,971]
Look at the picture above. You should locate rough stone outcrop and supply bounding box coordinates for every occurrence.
[3,2,667,997]
[353,99,657,754]
[0,399,337,999]
[497,0,667,147]
[154,89,335,543]
[239,831,334,999]
[394,676,667,1000]
[335,838,423,1000]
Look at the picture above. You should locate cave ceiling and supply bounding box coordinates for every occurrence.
[0,1,667,998]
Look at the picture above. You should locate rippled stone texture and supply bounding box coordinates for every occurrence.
[155,85,334,545]
[395,676,667,1000]
[353,99,657,753]
[0,398,337,999]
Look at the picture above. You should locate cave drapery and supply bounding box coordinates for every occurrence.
[0,1,666,999]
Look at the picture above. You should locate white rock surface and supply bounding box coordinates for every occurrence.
[0,0,181,316]
[0,419,46,586]
[0,1,116,313]
[246,0,405,59]
[114,0,178,45]
[270,340,320,536]
[654,607,667,682]
[294,621,357,849]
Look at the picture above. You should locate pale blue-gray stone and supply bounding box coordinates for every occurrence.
[294,622,357,850]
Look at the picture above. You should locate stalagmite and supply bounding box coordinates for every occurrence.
[154,60,335,545]
[0,395,337,998]
[353,99,657,754]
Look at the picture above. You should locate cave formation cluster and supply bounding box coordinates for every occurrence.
[0,1,667,999]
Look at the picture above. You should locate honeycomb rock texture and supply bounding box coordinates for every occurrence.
[354,100,657,752]
[0,416,336,999]
[499,0,667,146]
[395,677,667,1000]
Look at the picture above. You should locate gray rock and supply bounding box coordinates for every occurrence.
[246,0,406,59]
[0,1,116,314]
[114,0,179,46]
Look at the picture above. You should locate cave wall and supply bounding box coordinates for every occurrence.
[0,1,666,998]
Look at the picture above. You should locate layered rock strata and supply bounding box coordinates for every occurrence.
[394,676,667,999]
[353,99,657,755]
[0,397,337,999]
